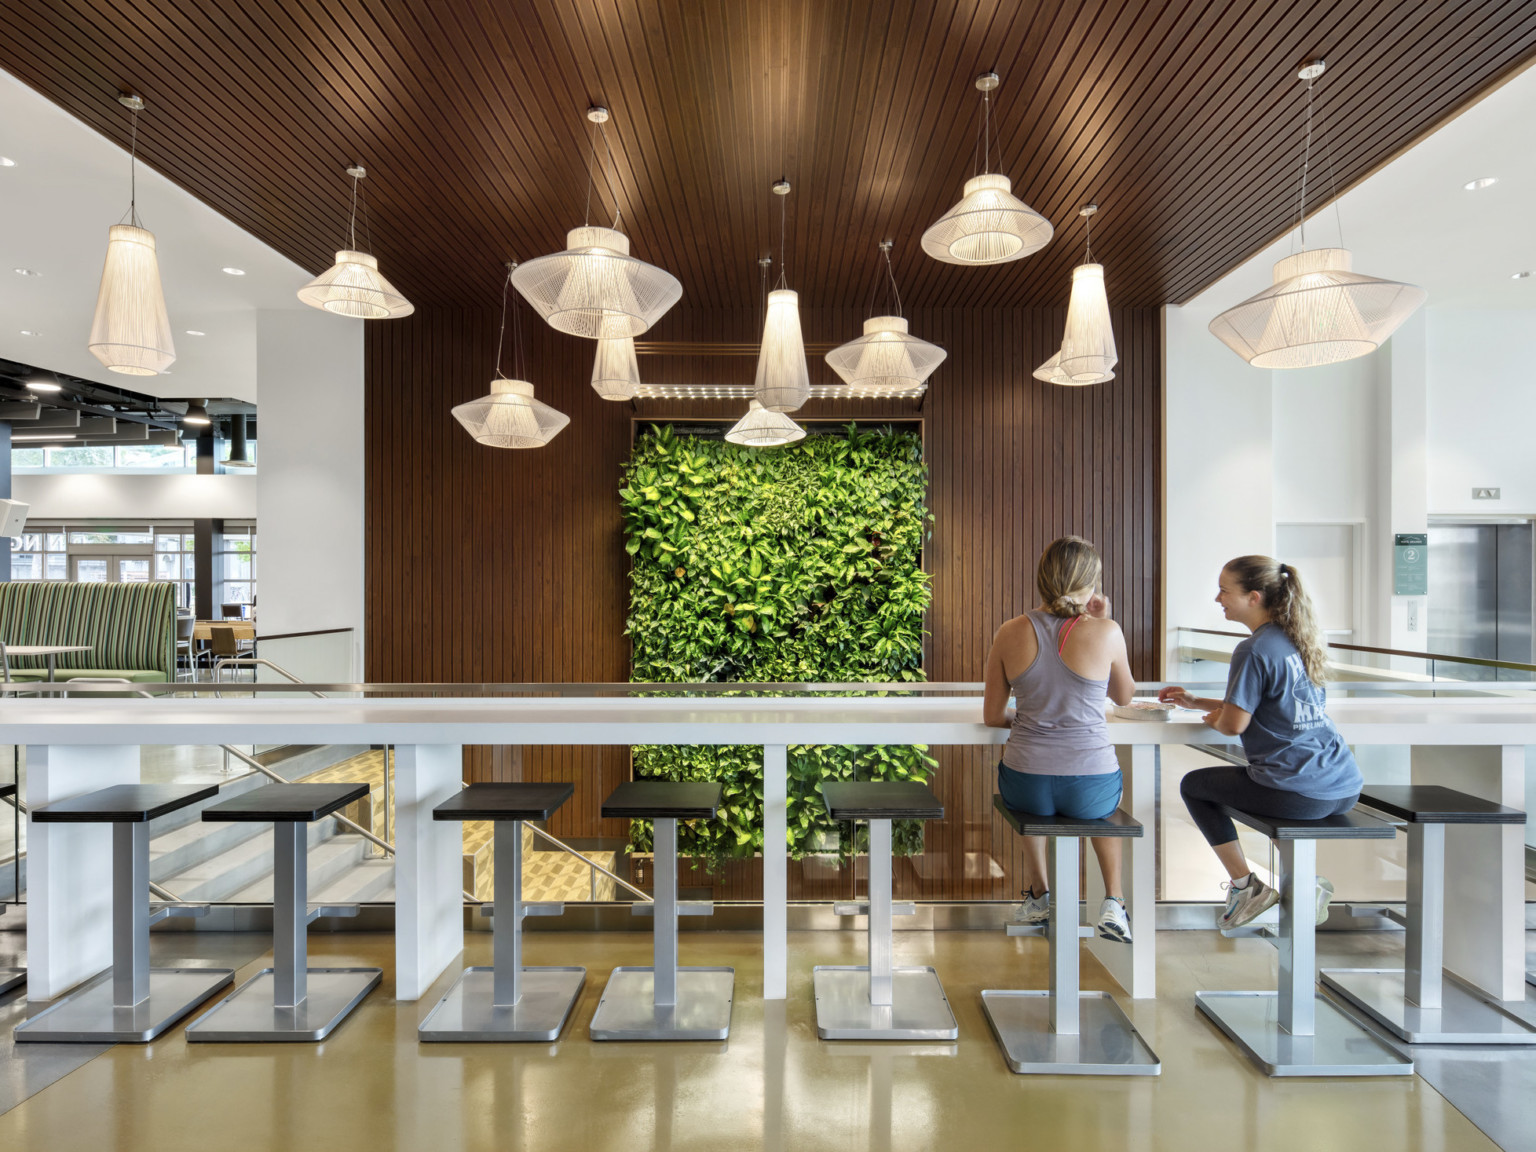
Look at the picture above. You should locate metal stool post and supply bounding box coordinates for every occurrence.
[0,779,26,996]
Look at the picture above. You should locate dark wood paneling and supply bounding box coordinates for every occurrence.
[2,1,1533,312]
[366,303,1159,896]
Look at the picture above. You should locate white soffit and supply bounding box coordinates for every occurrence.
[1187,58,1536,317]
[0,69,317,403]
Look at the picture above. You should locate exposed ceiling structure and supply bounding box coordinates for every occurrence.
[2,0,1533,321]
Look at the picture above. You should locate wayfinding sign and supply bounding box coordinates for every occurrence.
[1394,533,1428,596]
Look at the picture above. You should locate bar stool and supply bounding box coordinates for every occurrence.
[186,783,381,1042]
[1194,802,1412,1076]
[812,780,957,1041]
[15,785,234,1043]
[981,796,1159,1074]
[1320,785,1536,1044]
[590,781,734,1041]
[419,782,586,1042]
[0,780,24,996]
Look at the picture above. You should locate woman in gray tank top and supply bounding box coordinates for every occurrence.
[984,537,1137,941]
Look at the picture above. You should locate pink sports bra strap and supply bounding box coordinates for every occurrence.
[1057,614,1084,655]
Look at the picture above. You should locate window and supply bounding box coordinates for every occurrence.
[218,524,257,606]
[10,526,67,582]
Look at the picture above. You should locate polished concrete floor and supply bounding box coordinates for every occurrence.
[0,926,1531,1152]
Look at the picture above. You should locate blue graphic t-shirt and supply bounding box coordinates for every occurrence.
[1225,624,1362,799]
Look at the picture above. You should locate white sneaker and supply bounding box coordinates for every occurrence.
[1315,876,1335,926]
[1096,897,1131,942]
[1009,889,1051,925]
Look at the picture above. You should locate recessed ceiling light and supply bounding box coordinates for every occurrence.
[185,329,206,336]
[13,268,39,277]
[1463,177,1498,191]
[1514,271,1532,279]
[0,157,15,167]
[24,379,62,393]
[221,267,245,276]
[18,329,39,336]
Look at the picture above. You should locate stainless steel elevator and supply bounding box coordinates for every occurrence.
[1427,523,1534,681]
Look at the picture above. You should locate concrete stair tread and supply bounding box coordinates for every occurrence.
[223,841,391,903]
[160,826,362,903]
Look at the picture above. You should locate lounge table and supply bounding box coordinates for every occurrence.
[4,644,91,681]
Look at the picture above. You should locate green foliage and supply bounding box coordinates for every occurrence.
[622,424,936,866]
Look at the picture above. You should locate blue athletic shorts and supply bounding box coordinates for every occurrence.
[997,763,1123,820]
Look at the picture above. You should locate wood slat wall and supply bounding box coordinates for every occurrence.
[366,303,1158,898]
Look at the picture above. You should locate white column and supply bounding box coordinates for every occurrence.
[1085,744,1156,997]
[1412,743,1526,1000]
[393,744,464,1000]
[762,744,788,1000]
[25,744,140,1000]
[1373,312,1430,657]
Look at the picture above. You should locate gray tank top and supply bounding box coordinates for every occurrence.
[1001,610,1119,776]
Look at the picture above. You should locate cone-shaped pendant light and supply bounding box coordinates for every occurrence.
[591,335,641,400]
[725,400,805,448]
[1209,61,1425,369]
[453,263,567,449]
[1037,206,1117,385]
[755,180,810,412]
[922,74,1052,265]
[89,95,175,376]
[512,108,681,338]
[298,167,413,319]
[826,241,946,396]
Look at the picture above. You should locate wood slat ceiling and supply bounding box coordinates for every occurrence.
[3,0,1533,311]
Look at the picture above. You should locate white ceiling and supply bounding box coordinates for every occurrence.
[0,70,319,405]
[1179,59,1536,315]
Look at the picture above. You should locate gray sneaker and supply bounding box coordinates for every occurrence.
[1315,876,1335,926]
[1220,874,1279,929]
[1096,897,1131,942]
[1010,889,1051,925]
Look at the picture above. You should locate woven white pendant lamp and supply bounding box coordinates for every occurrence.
[755,180,811,412]
[1033,348,1114,387]
[297,167,413,319]
[922,74,1052,265]
[512,108,681,339]
[89,95,175,376]
[451,379,569,448]
[725,400,805,448]
[827,240,946,396]
[1209,61,1425,369]
[591,335,642,400]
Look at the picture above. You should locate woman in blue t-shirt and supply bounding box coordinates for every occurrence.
[1159,555,1362,930]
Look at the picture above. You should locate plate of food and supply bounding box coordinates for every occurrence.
[1111,701,1175,721]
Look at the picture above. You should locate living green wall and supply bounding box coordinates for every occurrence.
[621,423,935,864]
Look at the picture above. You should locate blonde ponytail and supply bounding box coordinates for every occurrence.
[1037,536,1102,619]
[1224,555,1330,684]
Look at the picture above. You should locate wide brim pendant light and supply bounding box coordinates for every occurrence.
[725,399,805,448]
[591,334,641,400]
[451,379,569,449]
[512,107,682,339]
[89,95,175,376]
[827,240,947,396]
[755,179,810,412]
[1033,348,1113,386]
[298,166,413,319]
[1209,60,1425,369]
[922,74,1052,265]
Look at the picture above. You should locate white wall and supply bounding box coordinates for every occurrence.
[254,307,365,678]
[12,472,257,520]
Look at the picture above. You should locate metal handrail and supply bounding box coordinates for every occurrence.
[1180,627,1536,674]
[214,656,329,698]
[528,820,651,903]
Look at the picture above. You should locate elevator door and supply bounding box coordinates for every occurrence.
[1427,523,1534,681]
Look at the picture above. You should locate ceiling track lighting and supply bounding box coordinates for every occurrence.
[1036,205,1117,386]
[512,107,682,339]
[452,263,569,448]
[297,166,414,319]
[923,73,1052,265]
[88,93,176,377]
[826,239,946,396]
[754,179,811,414]
[1209,60,1426,369]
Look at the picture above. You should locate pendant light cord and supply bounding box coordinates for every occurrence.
[1297,75,1315,251]
[128,108,140,227]
[348,173,360,252]
[1083,211,1093,263]
[601,121,622,233]
[495,262,513,379]
[867,243,904,319]
[776,186,789,290]
[971,87,993,177]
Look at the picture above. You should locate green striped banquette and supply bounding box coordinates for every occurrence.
[0,581,176,682]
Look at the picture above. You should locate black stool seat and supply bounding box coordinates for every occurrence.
[32,783,219,823]
[993,795,1142,838]
[0,782,14,800]
[201,782,368,822]
[821,781,942,821]
[435,783,573,822]
[1357,785,1525,825]
[1217,804,1395,840]
[602,781,722,819]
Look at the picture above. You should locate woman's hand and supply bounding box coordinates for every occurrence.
[1158,685,1196,708]
[1085,593,1112,620]
[1202,707,1223,728]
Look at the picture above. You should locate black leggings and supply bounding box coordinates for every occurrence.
[1179,766,1359,846]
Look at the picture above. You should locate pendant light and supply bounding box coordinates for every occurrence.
[88,94,176,376]
[223,414,254,468]
[826,240,946,396]
[591,335,641,401]
[1036,204,1117,385]
[922,73,1052,265]
[1209,61,1425,369]
[297,166,413,319]
[512,107,682,339]
[725,400,805,448]
[451,264,568,449]
[755,179,810,412]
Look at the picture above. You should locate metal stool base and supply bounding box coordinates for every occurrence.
[1196,990,1412,1076]
[813,966,958,1041]
[15,967,234,1043]
[186,968,380,1043]
[419,966,586,1042]
[590,966,734,1041]
[0,968,24,996]
[980,990,1159,1075]
[1321,968,1536,1044]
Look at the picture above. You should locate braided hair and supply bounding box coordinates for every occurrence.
[1224,554,1330,685]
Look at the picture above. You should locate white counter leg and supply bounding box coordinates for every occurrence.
[25,744,139,1000]
[763,744,787,1000]
[1086,744,1156,998]
[393,744,464,1001]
